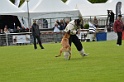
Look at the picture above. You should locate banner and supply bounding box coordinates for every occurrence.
[116,2,122,19]
[13,35,30,44]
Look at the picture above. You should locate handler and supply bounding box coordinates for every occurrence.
[64,19,88,57]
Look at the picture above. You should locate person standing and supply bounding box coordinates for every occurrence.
[53,22,60,43]
[31,20,44,49]
[114,15,124,46]
[93,16,98,28]
[64,19,88,57]
[4,25,10,33]
[109,10,114,26]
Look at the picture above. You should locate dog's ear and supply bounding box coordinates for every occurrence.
[67,30,70,34]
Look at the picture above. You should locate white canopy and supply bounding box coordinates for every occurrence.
[106,0,114,3]
[77,1,124,17]
[106,0,124,3]
[106,0,124,14]
[20,0,42,11]
[20,0,80,19]
[66,0,91,9]
[0,0,27,17]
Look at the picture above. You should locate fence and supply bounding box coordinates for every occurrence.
[0,32,64,46]
[0,30,119,46]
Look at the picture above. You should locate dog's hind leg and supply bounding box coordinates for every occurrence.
[68,51,71,60]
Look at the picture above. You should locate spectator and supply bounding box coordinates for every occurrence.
[53,22,60,43]
[109,10,114,27]
[64,19,70,28]
[0,29,3,34]
[4,25,10,34]
[15,26,21,33]
[113,15,124,46]
[93,16,98,27]
[20,26,26,32]
[59,19,65,31]
[56,20,60,25]
[31,20,44,49]
[43,19,48,28]
[79,16,84,29]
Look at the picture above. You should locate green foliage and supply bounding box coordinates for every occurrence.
[88,0,107,3]
[20,0,25,6]
[10,0,67,6]
[10,0,25,6]
[9,0,108,6]
[0,41,124,82]
[10,0,14,3]
[62,0,67,2]
[84,23,89,29]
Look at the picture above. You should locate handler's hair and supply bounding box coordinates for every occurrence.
[75,19,81,26]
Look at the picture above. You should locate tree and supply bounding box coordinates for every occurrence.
[10,0,24,6]
[62,0,67,3]
[88,0,107,3]
[10,0,108,6]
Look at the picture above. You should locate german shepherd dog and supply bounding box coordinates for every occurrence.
[55,31,71,60]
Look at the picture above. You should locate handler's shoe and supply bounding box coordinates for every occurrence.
[79,49,88,57]
[82,53,88,56]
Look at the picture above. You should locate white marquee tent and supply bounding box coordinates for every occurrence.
[20,0,42,11]
[77,1,124,17]
[0,0,27,17]
[28,0,80,19]
[20,0,80,28]
[19,0,43,28]
[20,0,80,19]
[106,0,124,3]
[66,0,91,9]
[106,0,114,3]
[106,0,124,14]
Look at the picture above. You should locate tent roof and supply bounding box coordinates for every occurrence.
[31,0,74,12]
[0,0,27,17]
[77,1,124,17]
[28,0,80,18]
[20,0,42,11]
[106,0,124,14]
[106,0,124,3]
[66,0,91,9]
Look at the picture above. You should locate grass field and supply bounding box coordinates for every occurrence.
[0,41,124,82]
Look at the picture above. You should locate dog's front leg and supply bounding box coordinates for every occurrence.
[55,48,63,57]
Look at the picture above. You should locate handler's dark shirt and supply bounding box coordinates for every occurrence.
[31,23,40,36]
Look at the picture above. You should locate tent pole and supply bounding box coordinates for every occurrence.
[26,0,30,29]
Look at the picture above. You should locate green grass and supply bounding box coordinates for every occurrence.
[0,41,124,82]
